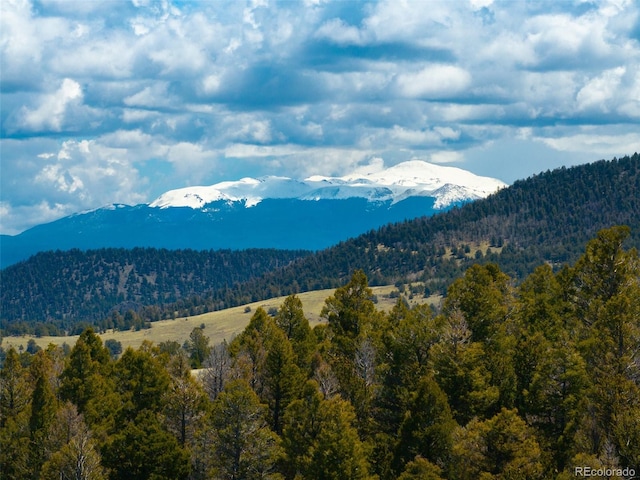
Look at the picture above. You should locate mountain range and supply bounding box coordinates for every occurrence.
[0,160,506,267]
[1,153,638,333]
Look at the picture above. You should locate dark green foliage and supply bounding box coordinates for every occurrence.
[0,347,30,428]
[282,382,374,480]
[59,329,116,428]
[114,346,171,422]
[450,408,545,479]
[398,457,444,480]
[102,410,191,480]
[393,374,456,473]
[1,248,310,332]
[208,379,282,480]
[104,339,123,358]
[321,269,377,340]
[28,350,58,476]
[275,294,315,371]
[186,327,211,369]
[28,352,56,437]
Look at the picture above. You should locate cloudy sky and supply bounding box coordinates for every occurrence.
[1,0,639,235]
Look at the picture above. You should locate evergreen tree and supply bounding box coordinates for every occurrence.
[208,379,283,480]
[186,327,211,369]
[450,408,545,479]
[393,374,456,474]
[430,311,498,424]
[442,263,512,342]
[230,307,279,395]
[0,347,31,479]
[282,380,374,480]
[164,351,208,447]
[60,329,117,429]
[29,350,58,478]
[263,327,304,434]
[570,226,640,469]
[113,344,171,422]
[397,457,444,480]
[321,269,377,342]
[281,380,324,479]
[0,347,30,428]
[275,294,315,371]
[308,396,374,480]
[102,409,191,480]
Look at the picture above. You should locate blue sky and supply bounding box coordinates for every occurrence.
[1,0,639,235]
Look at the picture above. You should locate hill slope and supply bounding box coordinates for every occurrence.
[0,248,309,334]
[1,154,638,332]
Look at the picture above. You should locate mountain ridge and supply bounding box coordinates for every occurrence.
[0,160,505,267]
[1,153,638,332]
[149,159,506,208]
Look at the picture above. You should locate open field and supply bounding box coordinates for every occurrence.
[3,286,441,352]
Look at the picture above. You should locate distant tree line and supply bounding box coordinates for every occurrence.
[1,226,638,479]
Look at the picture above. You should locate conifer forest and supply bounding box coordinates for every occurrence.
[1,226,639,479]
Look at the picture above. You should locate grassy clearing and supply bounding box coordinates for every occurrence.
[3,286,441,352]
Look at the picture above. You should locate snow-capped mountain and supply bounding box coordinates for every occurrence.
[150,160,506,210]
[1,161,506,267]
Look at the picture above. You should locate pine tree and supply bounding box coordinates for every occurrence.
[0,347,30,428]
[0,347,31,479]
[164,351,208,447]
[59,328,117,430]
[263,328,304,434]
[29,350,58,477]
[208,379,283,480]
[450,408,545,479]
[102,409,191,480]
[321,269,377,342]
[186,327,211,369]
[275,294,315,371]
[397,456,444,480]
[282,380,374,480]
[114,345,171,422]
[393,374,456,474]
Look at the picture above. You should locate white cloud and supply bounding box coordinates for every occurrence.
[0,201,71,236]
[577,67,626,111]
[388,126,446,146]
[316,18,366,45]
[3,138,149,232]
[469,0,493,10]
[19,78,83,131]
[166,142,220,182]
[2,0,640,234]
[396,65,472,99]
[536,132,640,156]
[124,83,174,108]
[430,151,464,164]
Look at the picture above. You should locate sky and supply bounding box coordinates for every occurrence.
[1,0,640,235]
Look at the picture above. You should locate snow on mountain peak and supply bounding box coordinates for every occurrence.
[149,160,507,209]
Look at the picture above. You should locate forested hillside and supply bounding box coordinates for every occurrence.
[172,153,640,316]
[1,227,638,479]
[0,248,309,335]
[1,154,638,332]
